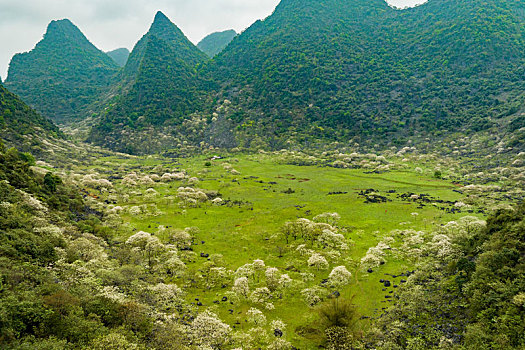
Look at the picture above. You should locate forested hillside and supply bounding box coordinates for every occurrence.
[372,204,524,349]
[5,19,119,124]
[1,140,523,348]
[83,0,525,154]
[0,141,119,349]
[0,1,523,349]
[0,82,62,155]
[208,0,525,143]
[106,48,130,67]
[87,12,209,154]
[197,29,237,57]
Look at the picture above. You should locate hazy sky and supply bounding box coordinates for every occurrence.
[0,0,427,79]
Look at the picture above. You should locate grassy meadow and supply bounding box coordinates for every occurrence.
[80,152,479,348]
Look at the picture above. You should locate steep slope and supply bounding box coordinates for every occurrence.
[0,82,63,155]
[208,0,525,143]
[5,19,119,124]
[88,11,209,154]
[197,29,237,57]
[106,48,130,67]
[89,0,525,153]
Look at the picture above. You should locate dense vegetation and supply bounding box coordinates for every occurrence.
[5,1,523,154]
[208,0,525,143]
[0,138,523,348]
[0,141,89,348]
[371,204,524,349]
[87,12,210,154]
[5,19,119,124]
[0,1,523,348]
[0,82,62,155]
[106,48,130,67]
[83,0,524,153]
[197,30,237,58]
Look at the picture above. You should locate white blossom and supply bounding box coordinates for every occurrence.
[250,287,272,304]
[308,253,329,271]
[191,311,231,347]
[233,277,250,297]
[301,286,324,307]
[328,266,352,287]
[247,307,267,326]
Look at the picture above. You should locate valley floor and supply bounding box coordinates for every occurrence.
[71,150,497,348]
[2,141,523,349]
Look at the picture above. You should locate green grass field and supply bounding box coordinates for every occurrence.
[91,153,479,348]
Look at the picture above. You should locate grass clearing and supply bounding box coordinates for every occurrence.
[89,153,480,348]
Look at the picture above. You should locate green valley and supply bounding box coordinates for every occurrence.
[0,0,523,349]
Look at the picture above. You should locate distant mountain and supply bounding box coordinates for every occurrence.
[88,11,209,154]
[88,0,525,153]
[0,82,62,154]
[197,29,237,57]
[208,0,525,143]
[5,19,119,124]
[106,48,130,67]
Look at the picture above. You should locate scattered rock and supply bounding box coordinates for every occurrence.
[330,291,341,299]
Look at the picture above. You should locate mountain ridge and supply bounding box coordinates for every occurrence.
[0,82,63,155]
[197,29,237,57]
[106,48,130,67]
[88,11,210,154]
[5,19,119,124]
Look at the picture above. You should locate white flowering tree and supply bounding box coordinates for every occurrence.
[265,267,280,291]
[146,283,184,312]
[126,231,166,271]
[328,266,352,288]
[250,287,272,304]
[313,212,341,226]
[308,253,329,271]
[191,310,231,348]
[301,286,325,307]
[233,277,250,298]
[247,307,267,326]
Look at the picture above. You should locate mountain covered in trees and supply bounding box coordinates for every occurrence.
[197,29,237,57]
[83,0,524,153]
[5,0,524,154]
[106,48,130,67]
[5,19,119,124]
[87,11,210,154]
[207,0,525,143]
[0,82,62,154]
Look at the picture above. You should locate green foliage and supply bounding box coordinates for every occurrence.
[209,0,524,142]
[89,0,525,153]
[43,172,61,193]
[317,298,361,349]
[318,298,359,329]
[197,29,237,57]
[106,48,130,67]
[0,143,104,347]
[462,204,525,349]
[88,12,209,154]
[374,203,525,349]
[0,83,62,155]
[5,19,119,123]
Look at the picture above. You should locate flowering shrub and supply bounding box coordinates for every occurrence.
[191,311,231,348]
[328,266,352,287]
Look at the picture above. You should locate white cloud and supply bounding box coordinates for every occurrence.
[0,0,427,80]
